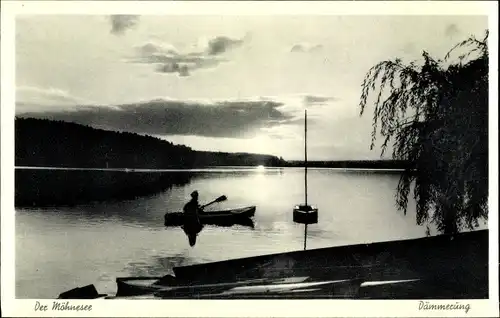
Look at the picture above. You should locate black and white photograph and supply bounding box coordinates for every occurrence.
[1,1,498,317]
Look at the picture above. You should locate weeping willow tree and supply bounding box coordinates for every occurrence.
[359,31,489,235]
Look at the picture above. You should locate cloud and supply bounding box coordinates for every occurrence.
[206,36,245,55]
[15,86,102,113]
[248,94,340,140]
[303,95,336,106]
[16,97,295,139]
[16,91,346,156]
[129,34,247,77]
[17,86,91,105]
[247,94,339,128]
[444,23,461,38]
[110,15,140,35]
[290,43,323,53]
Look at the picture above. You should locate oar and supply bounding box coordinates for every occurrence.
[200,195,227,210]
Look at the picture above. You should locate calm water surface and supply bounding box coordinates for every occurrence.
[17,168,431,298]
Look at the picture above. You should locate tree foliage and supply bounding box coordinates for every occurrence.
[359,31,489,234]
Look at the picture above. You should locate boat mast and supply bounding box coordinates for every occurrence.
[292,108,317,251]
[304,109,308,250]
[304,109,308,206]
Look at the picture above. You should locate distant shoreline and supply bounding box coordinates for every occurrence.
[15,166,405,172]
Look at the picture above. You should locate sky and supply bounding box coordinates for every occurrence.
[15,15,488,160]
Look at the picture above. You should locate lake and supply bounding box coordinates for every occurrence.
[16,167,433,298]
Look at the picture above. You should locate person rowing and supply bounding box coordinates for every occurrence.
[181,192,228,247]
[184,190,202,216]
[183,190,204,246]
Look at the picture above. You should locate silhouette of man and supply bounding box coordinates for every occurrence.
[182,191,203,246]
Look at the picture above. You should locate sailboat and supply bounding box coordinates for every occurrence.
[293,109,318,250]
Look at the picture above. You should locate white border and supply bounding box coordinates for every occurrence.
[488,2,500,307]
[0,0,496,15]
[2,1,499,317]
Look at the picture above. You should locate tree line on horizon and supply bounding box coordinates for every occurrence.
[15,117,286,169]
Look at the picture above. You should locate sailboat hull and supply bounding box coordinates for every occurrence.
[293,205,318,224]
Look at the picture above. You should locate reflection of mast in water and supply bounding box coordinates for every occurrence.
[293,109,318,251]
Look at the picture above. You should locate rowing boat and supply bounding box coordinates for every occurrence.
[114,275,362,299]
[58,229,489,299]
[164,206,256,227]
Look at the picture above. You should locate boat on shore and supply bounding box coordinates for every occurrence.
[59,229,489,300]
[164,206,256,227]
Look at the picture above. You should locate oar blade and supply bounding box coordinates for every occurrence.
[216,195,227,202]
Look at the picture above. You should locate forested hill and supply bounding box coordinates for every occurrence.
[15,118,286,168]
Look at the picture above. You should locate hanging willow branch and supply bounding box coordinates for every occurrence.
[359,31,489,234]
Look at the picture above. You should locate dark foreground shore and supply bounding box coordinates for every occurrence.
[85,229,489,300]
[167,229,488,299]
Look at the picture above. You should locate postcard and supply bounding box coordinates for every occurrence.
[1,1,498,317]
